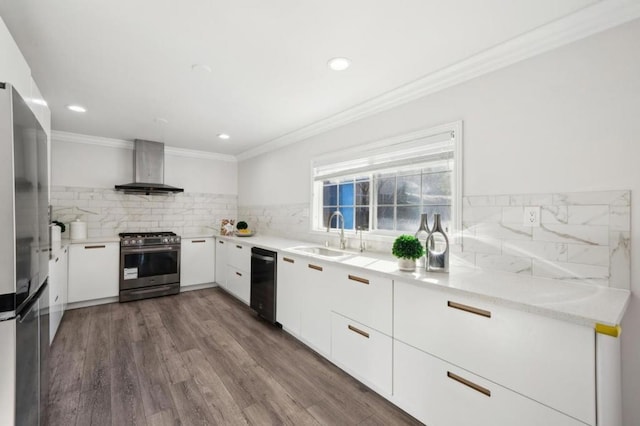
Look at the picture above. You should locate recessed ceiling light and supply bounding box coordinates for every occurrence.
[217,133,230,140]
[66,104,86,113]
[192,64,212,73]
[328,57,351,71]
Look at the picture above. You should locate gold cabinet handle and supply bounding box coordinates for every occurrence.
[84,245,106,249]
[236,272,242,277]
[348,325,370,338]
[192,239,206,243]
[447,371,491,397]
[218,240,224,244]
[348,274,369,285]
[308,264,323,271]
[283,257,294,263]
[55,257,59,263]
[447,301,491,318]
[236,245,242,249]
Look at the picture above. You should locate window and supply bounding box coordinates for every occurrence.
[312,121,462,237]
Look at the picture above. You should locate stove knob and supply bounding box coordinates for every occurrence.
[137,239,143,244]
[176,237,180,242]
[163,238,169,243]
[123,240,129,245]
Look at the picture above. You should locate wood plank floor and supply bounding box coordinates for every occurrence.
[48,287,421,426]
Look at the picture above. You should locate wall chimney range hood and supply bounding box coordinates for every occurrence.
[115,139,184,195]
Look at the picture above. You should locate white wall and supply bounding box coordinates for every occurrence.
[52,137,237,194]
[238,19,640,424]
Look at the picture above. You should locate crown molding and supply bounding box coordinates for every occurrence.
[237,0,640,162]
[51,130,237,162]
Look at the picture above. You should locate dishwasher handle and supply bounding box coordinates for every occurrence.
[252,253,275,263]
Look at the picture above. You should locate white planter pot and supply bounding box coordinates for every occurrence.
[398,258,416,272]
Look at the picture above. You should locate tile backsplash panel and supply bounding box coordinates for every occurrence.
[51,186,237,238]
[461,190,630,290]
[240,190,630,290]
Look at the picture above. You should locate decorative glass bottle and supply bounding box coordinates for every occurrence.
[414,213,431,268]
[426,213,449,273]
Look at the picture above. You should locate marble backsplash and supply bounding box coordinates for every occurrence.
[239,189,631,290]
[50,186,237,238]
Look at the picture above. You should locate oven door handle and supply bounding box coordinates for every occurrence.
[122,246,179,254]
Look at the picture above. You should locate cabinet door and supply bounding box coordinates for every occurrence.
[276,254,304,336]
[215,239,228,288]
[60,247,68,310]
[49,255,62,343]
[393,340,584,426]
[227,266,250,304]
[331,312,392,395]
[180,238,215,287]
[299,260,334,357]
[68,243,119,303]
[228,242,250,271]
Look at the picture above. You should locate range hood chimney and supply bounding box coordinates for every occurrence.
[114,139,184,195]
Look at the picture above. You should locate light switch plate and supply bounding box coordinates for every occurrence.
[523,206,540,227]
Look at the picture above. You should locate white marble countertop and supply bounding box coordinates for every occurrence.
[66,236,121,244]
[216,234,630,327]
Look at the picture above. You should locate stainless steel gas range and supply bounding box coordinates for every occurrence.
[119,232,181,302]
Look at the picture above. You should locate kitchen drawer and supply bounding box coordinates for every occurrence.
[331,312,392,396]
[394,280,595,425]
[331,267,392,335]
[226,266,250,305]
[393,340,584,426]
[227,242,250,272]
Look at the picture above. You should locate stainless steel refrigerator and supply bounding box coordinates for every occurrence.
[0,82,50,426]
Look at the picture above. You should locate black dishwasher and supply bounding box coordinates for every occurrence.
[250,247,277,323]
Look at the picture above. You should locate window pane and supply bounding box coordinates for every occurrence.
[376,177,395,205]
[422,171,451,205]
[355,207,369,230]
[323,185,337,206]
[396,175,421,205]
[355,180,370,205]
[323,208,337,228]
[339,182,354,206]
[339,207,354,230]
[397,206,421,231]
[376,206,394,230]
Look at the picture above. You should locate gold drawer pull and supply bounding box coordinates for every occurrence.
[447,301,491,318]
[218,240,224,244]
[192,239,206,243]
[447,371,491,397]
[236,245,243,249]
[348,325,370,339]
[283,257,295,263]
[84,245,105,249]
[55,257,59,263]
[236,272,242,277]
[348,274,369,285]
[308,264,323,271]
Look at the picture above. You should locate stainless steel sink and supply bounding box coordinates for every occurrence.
[289,246,352,258]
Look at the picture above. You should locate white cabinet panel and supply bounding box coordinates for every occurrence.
[276,253,304,336]
[331,312,392,395]
[68,243,119,303]
[49,246,68,343]
[215,238,228,289]
[394,340,584,426]
[180,238,215,287]
[394,280,595,425]
[228,242,250,272]
[299,260,334,357]
[331,267,392,335]
[226,266,250,304]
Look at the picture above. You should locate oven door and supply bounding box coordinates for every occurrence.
[120,245,180,290]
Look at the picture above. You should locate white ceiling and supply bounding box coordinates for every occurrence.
[1,0,601,155]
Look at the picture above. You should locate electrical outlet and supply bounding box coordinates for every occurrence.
[523,206,540,227]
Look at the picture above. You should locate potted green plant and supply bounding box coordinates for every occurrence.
[392,234,425,272]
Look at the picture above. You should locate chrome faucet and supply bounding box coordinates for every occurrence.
[358,226,366,252]
[326,210,346,250]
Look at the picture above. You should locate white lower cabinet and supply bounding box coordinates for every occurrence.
[226,266,250,304]
[68,242,119,303]
[180,237,215,287]
[276,254,304,336]
[330,312,392,395]
[393,340,584,426]
[299,260,334,357]
[49,246,68,343]
[215,238,228,289]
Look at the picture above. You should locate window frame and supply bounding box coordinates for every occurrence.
[310,120,463,242]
